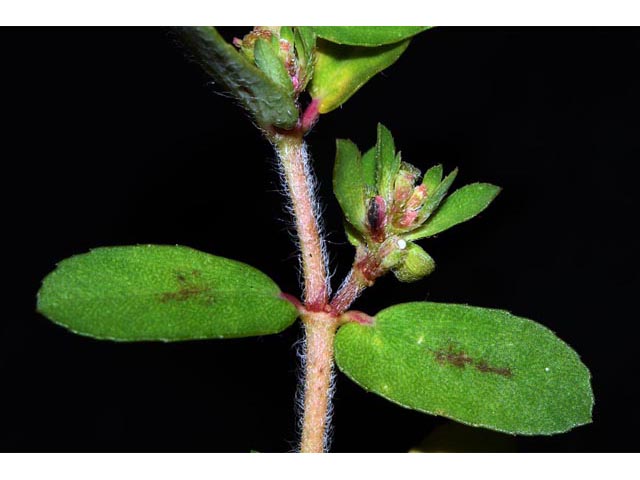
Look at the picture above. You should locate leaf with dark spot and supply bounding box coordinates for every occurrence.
[158,270,216,305]
[334,302,593,435]
[37,245,299,341]
[432,343,513,378]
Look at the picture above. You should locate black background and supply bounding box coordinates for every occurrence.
[3,27,639,452]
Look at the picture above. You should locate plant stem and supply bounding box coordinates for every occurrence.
[299,313,338,453]
[274,130,385,451]
[331,246,382,314]
[275,132,334,452]
[275,134,328,310]
[275,132,386,450]
[330,268,366,314]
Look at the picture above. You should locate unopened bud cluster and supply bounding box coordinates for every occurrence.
[335,124,460,284]
[234,27,315,99]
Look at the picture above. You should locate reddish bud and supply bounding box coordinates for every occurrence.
[406,184,427,211]
[367,195,387,241]
[279,39,291,52]
[397,210,419,228]
[394,164,420,202]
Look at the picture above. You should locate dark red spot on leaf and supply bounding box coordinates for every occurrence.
[475,361,513,378]
[434,345,474,368]
[159,270,215,305]
[432,343,512,378]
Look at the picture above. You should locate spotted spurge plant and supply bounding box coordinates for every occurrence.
[37,27,593,452]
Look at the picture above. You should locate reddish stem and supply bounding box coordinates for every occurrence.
[276,134,328,310]
[330,246,385,314]
[299,314,338,453]
[301,99,320,133]
[274,133,337,453]
[330,269,366,314]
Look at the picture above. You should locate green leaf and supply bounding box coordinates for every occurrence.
[295,26,316,54]
[334,302,593,435]
[294,26,316,91]
[421,164,443,195]
[279,27,295,45]
[344,221,365,247]
[313,26,430,46]
[309,38,411,114]
[334,139,367,231]
[376,123,399,200]
[408,183,501,240]
[176,27,298,129]
[37,245,299,341]
[254,38,294,96]
[392,243,436,282]
[415,167,458,225]
[361,146,377,190]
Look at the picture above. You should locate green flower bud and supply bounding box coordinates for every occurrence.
[233,27,316,98]
[392,243,436,282]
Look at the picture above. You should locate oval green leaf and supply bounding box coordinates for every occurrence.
[344,221,366,247]
[335,302,593,435]
[309,38,411,114]
[37,245,299,341]
[254,38,294,95]
[421,164,443,195]
[334,139,367,231]
[414,167,458,225]
[294,26,316,91]
[375,123,399,201]
[361,146,377,190]
[408,182,501,240]
[177,27,298,129]
[313,26,430,46]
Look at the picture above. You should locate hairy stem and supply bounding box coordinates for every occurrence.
[331,246,383,314]
[274,132,334,452]
[275,134,329,310]
[330,268,367,314]
[299,314,338,453]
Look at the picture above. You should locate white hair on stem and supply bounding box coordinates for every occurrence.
[273,138,335,451]
[289,327,306,452]
[274,139,331,300]
[323,354,336,452]
[271,148,304,290]
[293,323,336,452]
[299,141,331,298]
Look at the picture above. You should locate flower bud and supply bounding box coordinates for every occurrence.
[233,27,312,98]
[392,243,436,282]
[367,195,387,242]
[393,162,421,205]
